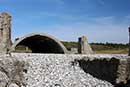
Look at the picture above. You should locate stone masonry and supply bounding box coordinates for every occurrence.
[0,12,11,54]
[0,12,130,87]
[128,27,130,56]
[0,53,130,87]
[78,36,93,54]
[0,12,94,54]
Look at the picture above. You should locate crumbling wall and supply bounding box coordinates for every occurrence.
[0,55,28,87]
[0,12,11,54]
[78,57,130,86]
[78,58,119,85]
[0,54,129,87]
[78,36,93,54]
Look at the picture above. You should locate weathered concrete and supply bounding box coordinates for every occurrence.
[0,12,129,87]
[0,53,129,87]
[0,12,11,54]
[70,48,78,54]
[11,33,68,54]
[129,27,130,56]
[78,36,93,54]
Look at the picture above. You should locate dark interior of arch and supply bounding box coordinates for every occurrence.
[15,35,65,53]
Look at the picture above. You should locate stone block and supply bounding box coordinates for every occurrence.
[0,12,11,54]
[78,36,93,54]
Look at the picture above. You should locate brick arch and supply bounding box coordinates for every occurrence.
[11,33,68,54]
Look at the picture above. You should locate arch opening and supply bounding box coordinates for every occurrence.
[12,34,67,54]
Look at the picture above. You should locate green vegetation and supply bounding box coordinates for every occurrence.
[14,41,129,54]
[61,41,78,51]
[15,45,32,53]
[62,41,129,54]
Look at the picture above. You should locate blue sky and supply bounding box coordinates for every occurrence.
[0,0,130,43]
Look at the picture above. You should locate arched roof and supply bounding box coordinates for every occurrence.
[11,33,68,54]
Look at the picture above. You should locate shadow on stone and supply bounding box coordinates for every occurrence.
[78,58,119,85]
[115,80,130,87]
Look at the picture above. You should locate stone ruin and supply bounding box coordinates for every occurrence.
[0,12,130,87]
[0,12,11,54]
[0,12,93,54]
[78,36,93,54]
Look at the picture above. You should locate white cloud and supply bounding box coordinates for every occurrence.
[45,0,64,4]
[126,15,130,19]
[13,13,130,43]
[97,0,105,5]
[91,16,115,25]
[40,16,129,43]
[29,11,88,22]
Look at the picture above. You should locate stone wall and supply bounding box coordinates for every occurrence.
[78,36,93,54]
[0,12,11,54]
[0,53,129,87]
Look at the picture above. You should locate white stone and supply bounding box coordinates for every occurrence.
[9,83,19,87]
[0,71,9,87]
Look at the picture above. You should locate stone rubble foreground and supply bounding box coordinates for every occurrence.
[0,54,117,87]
